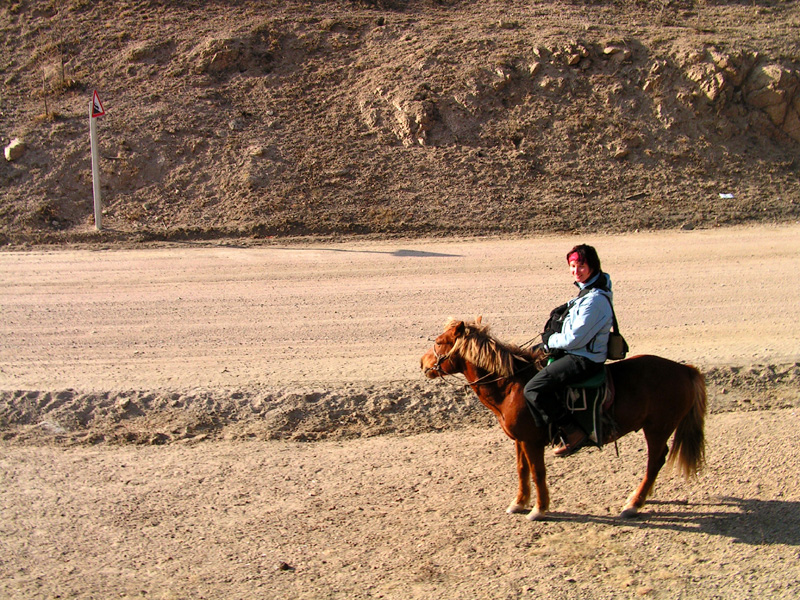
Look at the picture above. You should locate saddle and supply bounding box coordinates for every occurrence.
[562,368,616,448]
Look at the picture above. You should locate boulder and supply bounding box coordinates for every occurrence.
[783,98,800,142]
[4,138,25,162]
[745,63,800,129]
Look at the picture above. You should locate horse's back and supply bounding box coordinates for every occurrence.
[609,354,702,386]
[607,354,704,430]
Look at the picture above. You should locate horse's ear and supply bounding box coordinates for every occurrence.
[454,321,466,337]
[476,315,482,325]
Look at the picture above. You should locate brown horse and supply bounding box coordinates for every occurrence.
[420,318,706,520]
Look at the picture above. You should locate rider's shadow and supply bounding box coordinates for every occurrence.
[551,497,800,546]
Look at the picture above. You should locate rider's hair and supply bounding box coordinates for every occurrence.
[566,244,602,275]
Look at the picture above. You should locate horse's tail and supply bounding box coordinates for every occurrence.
[667,366,707,479]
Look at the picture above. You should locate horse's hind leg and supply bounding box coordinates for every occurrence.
[507,441,531,514]
[621,433,669,518]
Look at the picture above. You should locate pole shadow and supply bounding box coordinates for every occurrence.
[79,232,463,257]
[273,247,462,258]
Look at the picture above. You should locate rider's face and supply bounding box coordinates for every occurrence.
[570,259,592,284]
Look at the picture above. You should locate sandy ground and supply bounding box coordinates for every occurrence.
[1,224,800,599]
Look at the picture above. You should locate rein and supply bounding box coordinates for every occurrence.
[434,369,509,389]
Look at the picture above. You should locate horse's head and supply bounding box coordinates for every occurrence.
[420,319,470,379]
[421,316,540,380]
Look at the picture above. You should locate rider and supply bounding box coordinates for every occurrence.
[524,244,614,457]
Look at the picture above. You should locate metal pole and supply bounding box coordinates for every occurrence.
[90,104,102,230]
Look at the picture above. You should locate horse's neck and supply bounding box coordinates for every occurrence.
[463,362,513,407]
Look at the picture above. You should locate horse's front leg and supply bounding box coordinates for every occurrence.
[505,440,549,520]
[506,441,531,514]
[523,441,549,521]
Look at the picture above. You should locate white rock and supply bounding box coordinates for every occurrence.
[4,138,25,162]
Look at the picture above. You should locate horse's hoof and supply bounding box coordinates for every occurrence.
[506,503,528,514]
[620,506,639,519]
[526,509,547,521]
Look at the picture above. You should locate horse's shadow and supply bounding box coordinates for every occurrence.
[547,497,800,546]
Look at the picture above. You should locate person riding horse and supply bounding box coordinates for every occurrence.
[524,244,614,457]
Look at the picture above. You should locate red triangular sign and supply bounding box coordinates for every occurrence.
[91,90,105,118]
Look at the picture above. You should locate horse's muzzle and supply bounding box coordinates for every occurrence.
[420,350,440,378]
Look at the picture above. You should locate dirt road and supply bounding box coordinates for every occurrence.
[2,225,799,392]
[1,225,800,599]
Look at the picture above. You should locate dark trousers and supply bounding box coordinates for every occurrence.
[524,354,604,427]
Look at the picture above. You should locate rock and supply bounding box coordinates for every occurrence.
[745,64,795,109]
[649,60,666,76]
[745,63,799,128]
[392,97,438,146]
[497,20,520,30]
[612,143,630,160]
[191,37,242,74]
[709,49,751,88]
[686,63,725,102]
[708,48,730,71]
[642,78,658,94]
[4,138,25,162]
[116,397,134,410]
[748,63,795,94]
[783,98,800,141]
[604,45,632,62]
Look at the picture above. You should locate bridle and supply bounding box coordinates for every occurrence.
[424,341,454,378]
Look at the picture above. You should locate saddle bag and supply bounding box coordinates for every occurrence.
[607,330,629,361]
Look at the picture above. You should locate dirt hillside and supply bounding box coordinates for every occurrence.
[2,0,800,245]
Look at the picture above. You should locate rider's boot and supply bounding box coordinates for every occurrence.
[553,421,589,457]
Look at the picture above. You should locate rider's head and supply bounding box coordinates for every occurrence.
[566,244,602,276]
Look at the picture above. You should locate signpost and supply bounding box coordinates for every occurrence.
[90,90,105,230]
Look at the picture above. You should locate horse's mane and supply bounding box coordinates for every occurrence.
[445,318,545,377]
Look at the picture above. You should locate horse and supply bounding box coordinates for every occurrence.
[420,317,706,521]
